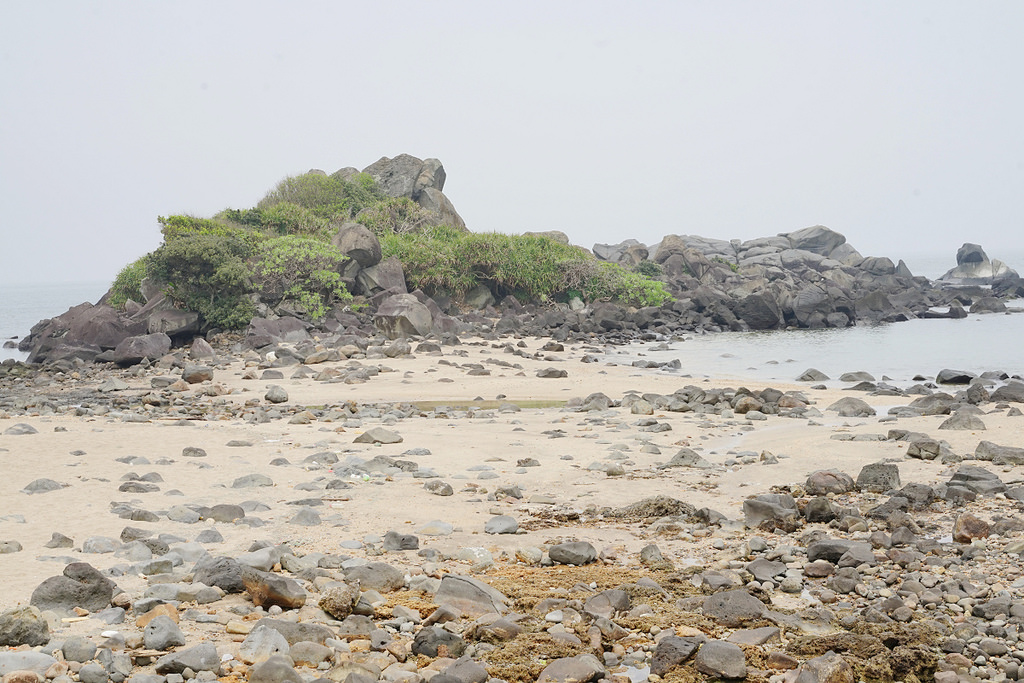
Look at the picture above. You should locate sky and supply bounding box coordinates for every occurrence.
[1,1,1023,285]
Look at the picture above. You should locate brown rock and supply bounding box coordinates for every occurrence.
[242,569,307,610]
[953,513,990,543]
[3,671,44,683]
[136,603,179,628]
[766,651,799,670]
[318,585,357,620]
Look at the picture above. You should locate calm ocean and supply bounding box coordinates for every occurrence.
[1,251,1022,374]
[0,281,110,362]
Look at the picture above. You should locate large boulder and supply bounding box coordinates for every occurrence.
[23,303,147,363]
[332,222,382,268]
[734,291,782,330]
[246,317,310,349]
[356,256,407,295]
[111,333,171,366]
[30,563,115,616]
[362,154,441,199]
[360,155,465,230]
[779,225,846,257]
[147,310,201,337]
[418,187,467,230]
[374,293,433,339]
[939,243,1020,283]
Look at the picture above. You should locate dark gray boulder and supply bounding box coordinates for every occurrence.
[949,466,1006,495]
[192,555,245,593]
[246,317,310,349]
[356,256,407,295]
[411,626,465,658]
[111,333,171,366]
[548,541,597,566]
[936,369,976,385]
[976,441,1024,465]
[374,293,432,339]
[992,381,1024,403]
[826,396,875,417]
[694,640,747,680]
[29,563,115,616]
[154,641,220,674]
[857,462,900,493]
[650,635,702,676]
[332,222,382,268]
[938,412,986,430]
[701,589,766,627]
[22,303,147,364]
[734,292,782,330]
[743,494,799,529]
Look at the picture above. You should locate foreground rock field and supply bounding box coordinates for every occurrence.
[1,334,1024,683]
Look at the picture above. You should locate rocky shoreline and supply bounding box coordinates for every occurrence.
[2,332,1024,683]
[12,155,1024,370]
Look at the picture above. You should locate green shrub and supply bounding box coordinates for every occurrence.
[582,262,673,307]
[254,236,352,321]
[258,172,382,219]
[148,233,257,330]
[356,197,436,235]
[158,214,266,248]
[380,228,672,307]
[108,255,149,309]
[259,202,333,239]
[633,260,662,278]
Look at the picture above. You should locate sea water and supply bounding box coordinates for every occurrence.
[617,302,1024,387]
[0,281,109,362]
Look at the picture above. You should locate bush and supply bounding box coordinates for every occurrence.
[633,260,662,278]
[356,197,436,235]
[581,262,673,307]
[148,233,256,330]
[253,236,351,321]
[108,255,149,309]
[258,202,334,238]
[380,228,672,307]
[258,172,382,219]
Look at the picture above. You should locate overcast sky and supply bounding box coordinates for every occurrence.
[2,1,1022,285]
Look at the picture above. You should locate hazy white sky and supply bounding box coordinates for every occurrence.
[2,1,1022,285]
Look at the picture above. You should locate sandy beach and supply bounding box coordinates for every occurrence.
[1,334,1022,681]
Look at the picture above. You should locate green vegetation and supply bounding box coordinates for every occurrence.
[108,168,674,331]
[713,256,740,273]
[254,236,352,320]
[147,233,256,330]
[633,260,662,278]
[257,171,382,219]
[380,227,672,307]
[356,197,434,236]
[108,255,149,308]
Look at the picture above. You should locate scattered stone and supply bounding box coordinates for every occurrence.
[0,606,49,647]
[264,385,289,404]
[548,542,597,566]
[354,427,403,444]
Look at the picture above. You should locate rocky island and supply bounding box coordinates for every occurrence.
[1,155,1024,683]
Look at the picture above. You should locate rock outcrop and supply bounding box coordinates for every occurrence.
[939,243,1019,284]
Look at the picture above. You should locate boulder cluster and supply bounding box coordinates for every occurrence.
[13,155,1024,367]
